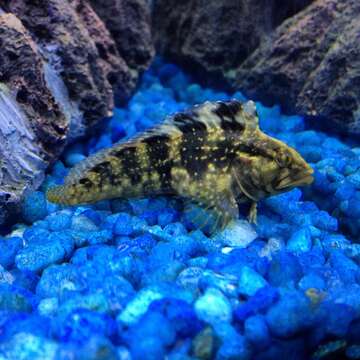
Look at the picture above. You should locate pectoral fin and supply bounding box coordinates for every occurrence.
[172,167,238,234]
[248,201,258,224]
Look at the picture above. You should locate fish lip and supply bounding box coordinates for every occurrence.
[277,170,314,190]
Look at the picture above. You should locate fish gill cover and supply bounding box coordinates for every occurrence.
[0,58,359,359]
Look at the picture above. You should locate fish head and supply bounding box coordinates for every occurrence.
[234,132,313,200]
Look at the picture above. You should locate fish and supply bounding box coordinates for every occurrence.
[46,99,314,231]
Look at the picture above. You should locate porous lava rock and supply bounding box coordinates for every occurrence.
[232,0,360,134]
[89,0,155,75]
[2,0,114,130]
[0,0,155,228]
[0,13,67,228]
[152,0,314,78]
[68,0,135,103]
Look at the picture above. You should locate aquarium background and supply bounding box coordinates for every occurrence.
[0,1,360,359]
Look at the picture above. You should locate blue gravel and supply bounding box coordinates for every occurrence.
[0,58,360,358]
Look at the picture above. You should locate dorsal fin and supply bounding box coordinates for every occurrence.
[242,100,259,131]
[166,99,259,134]
[65,146,113,185]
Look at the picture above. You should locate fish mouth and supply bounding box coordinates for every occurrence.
[277,168,314,190]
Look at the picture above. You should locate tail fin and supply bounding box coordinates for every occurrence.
[46,185,70,205]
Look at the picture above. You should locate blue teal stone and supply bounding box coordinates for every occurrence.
[36,264,85,298]
[49,232,74,256]
[311,211,338,231]
[195,288,232,324]
[142,261,185,286]
[0,313,52,340]
[199,270,238,298]
[321,234,350,254]
[117,287,164,326]
[73,335,118,360]
[176,266,203,294]
[10,269,39,292]
[65,152,86,167]
[322,303,355,337]
[234,286,279,322]
[158,208,179,227]
[22,191,48,224]
[244,315,270,349]
[129,198,150,215]
[50,160,68,178]
[187,256,208,268]
[298,274,326,291]
[110,123,126,143]
[71,214,98,232]
[139,210,158,225]
[0,285,35,312]
[16,240,67,273]
[87,230,113,245]
[287,228,312,253]
[238,266,268,298]
[213,323,252,360]
[150,298,203,337]
[130,337,165,360]
[100,214,119,231]
[46,211,72,231]
[0,266,14,285]
[300,145,323,163]
[347,345,360,359]
[0,333,58,359]
[329,252,358,283]
[56,309,116,344]
[163,222,187,237]
[265,291,317,338]
[37,297,58,317]
[348,171,360,189]
[0,237,22,269]
[268,252,302,287]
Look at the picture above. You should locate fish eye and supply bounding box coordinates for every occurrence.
[275,152,290,168]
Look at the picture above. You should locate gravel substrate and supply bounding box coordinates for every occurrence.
[1,59,360,359]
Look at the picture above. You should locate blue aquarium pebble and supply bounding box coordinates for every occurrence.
[198,270,238,298]
[265,290,318,338]
[64,152,87,167]
[46,211,72,231]
[234,286,279,322]
[0,236,22,269]
[15,239,68,272]
[71,214,99,232]
[238,266,268,298]
[0,332,58,359]
[3,59,360,358]
[286,227,312,253]
[56,308,117,344]
[149,297,203,337]
[244,315,271,349]
[36,264,85,298]
[194,288,232,324]
[213,322,252,360]
[21,191,48,224]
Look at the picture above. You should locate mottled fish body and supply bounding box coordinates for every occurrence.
[47,100,313,229]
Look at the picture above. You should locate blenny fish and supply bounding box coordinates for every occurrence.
[47,100,313,231]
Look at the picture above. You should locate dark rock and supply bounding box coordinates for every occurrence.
[68,0,136,103]
[231,0,360,135]
[152,0,313,78]
[0,0,152,228]
[89,0,155,75]
[3,0,114,131]
[0,13,67,228]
